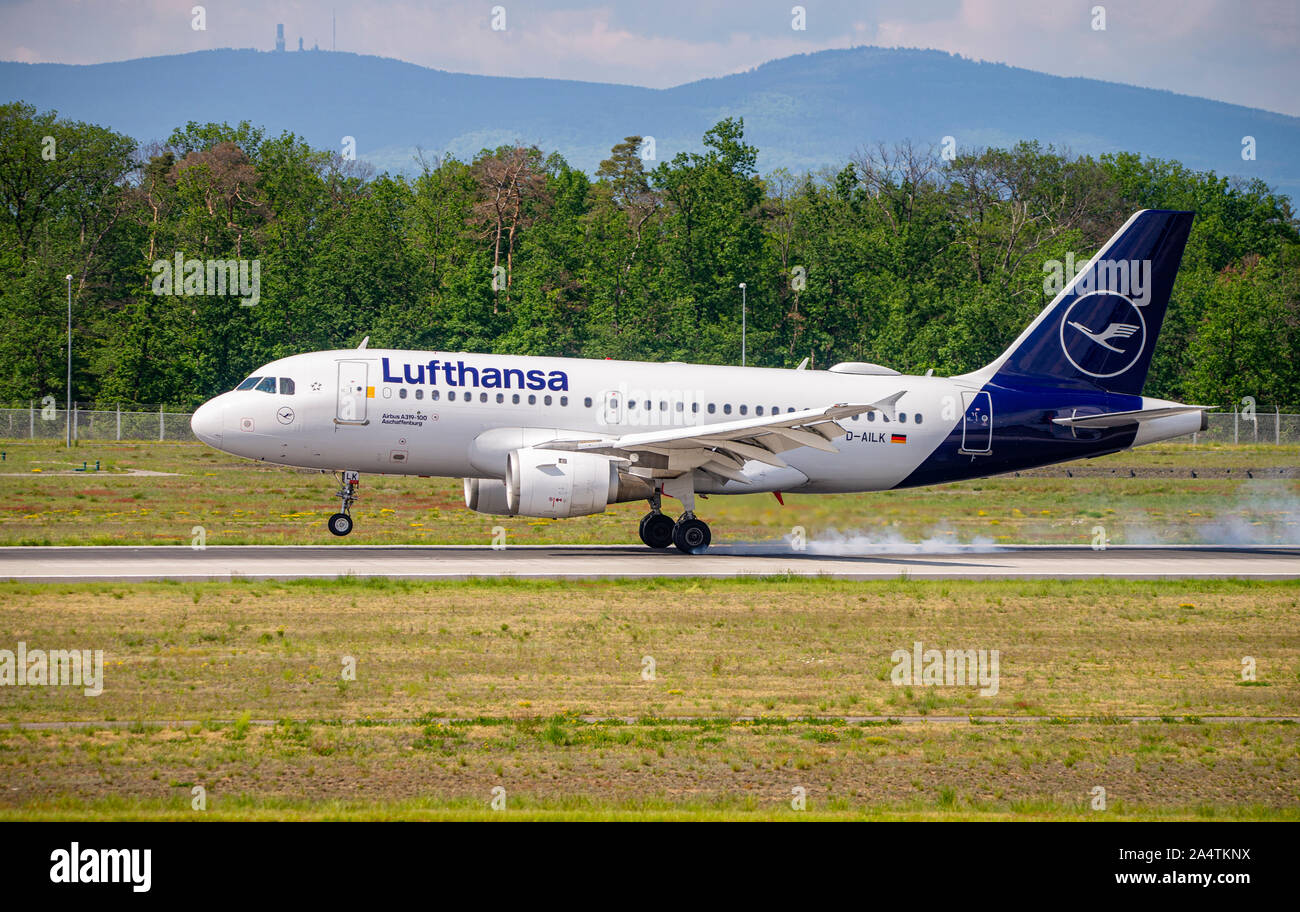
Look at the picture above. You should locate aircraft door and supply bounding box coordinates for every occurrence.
[599,389,623,428]
[336,360,371,425]
[960,390,992,454]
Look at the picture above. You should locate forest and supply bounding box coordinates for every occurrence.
[2,100,1297,410]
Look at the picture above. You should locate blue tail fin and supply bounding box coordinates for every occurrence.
[986,210,1194,396]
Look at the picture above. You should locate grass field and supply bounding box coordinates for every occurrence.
[1,577,1297,820]
[0,439,1296,547]
[3,440,1296,820]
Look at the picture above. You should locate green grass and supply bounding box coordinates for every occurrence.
[0,439,1295,546]
[8,797,1299,822]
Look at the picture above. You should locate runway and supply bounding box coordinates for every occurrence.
[1,543,1297,581]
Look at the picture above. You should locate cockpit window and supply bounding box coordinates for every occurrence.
[236,376,261,391]
[255,377,277,393]
[280,378,295,395]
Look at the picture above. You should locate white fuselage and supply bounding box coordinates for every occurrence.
[190,349,975,494]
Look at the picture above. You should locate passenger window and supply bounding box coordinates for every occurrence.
[584,397,592,408]
[255,377,277,393]
[512,394,520,404]
[399,388,408,399]
[382,388,392,399]
[723,404,732,415]
[675,402,683,412]
[628,400,637,410]
[644,401,651,411]
[899,412,906,423]
[528,394,536,405]
[431,390,440,401]
[496,393,504,403]
[236,376,260,391]
[659,401,667,411]
[448,391,455,401]
[756,406,764,416]
[708,404,716,414]
[867,411,874,421]
[416,389,425,400]
[740,405,748,415]
[280,378,295,395]
[915,413,923,425]
[691,403,699,413]
[560,396,568,406]
[480,393,487,403]
[544,395,552,406]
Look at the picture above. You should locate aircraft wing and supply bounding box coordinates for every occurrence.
[536,392,905,483]
[1051,405,1212,429]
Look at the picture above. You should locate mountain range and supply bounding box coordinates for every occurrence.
[3,45,1297,198]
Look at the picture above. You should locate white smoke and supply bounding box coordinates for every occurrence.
[1121,479,1300,546]
[728,524,1002,556]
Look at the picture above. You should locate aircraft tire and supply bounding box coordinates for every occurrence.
[327,512,354,536]
[672,518,711,554]
[639,512,675,549]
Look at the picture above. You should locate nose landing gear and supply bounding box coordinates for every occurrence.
[327,470,360,537]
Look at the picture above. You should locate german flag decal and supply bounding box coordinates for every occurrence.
[890,433,907,444]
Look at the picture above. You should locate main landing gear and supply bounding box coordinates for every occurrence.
[327,470,360,537]
[638,511,675,549]
[637,484,712,554]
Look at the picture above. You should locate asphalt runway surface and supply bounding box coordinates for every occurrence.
[1,543,1297,581]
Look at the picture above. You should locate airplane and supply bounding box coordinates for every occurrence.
[190,209,1207,554]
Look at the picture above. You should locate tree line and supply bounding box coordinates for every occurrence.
[1,100,1297,410]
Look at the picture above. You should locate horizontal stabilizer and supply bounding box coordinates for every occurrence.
[1052,405,1212,429]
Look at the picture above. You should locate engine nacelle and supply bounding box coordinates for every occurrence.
[463,477,515,515]
[505,448,652,518]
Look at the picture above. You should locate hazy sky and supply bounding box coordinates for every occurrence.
[2,0,1297,116]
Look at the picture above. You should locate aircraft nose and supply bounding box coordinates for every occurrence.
[191,399,224,446]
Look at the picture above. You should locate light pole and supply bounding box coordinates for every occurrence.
[739,282,747,367]
[65,274,72,447]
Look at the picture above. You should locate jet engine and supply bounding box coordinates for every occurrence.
[463,477,514,515]
[503,448,652,518]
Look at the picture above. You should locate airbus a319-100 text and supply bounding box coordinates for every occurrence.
[191,210,1207,553]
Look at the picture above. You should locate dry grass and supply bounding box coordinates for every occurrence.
[1,577,1296,722]
[2,575,1297,819]
[3,718,1296,820]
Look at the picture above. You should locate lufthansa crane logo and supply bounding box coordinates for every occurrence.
[1059,291,1146,379]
